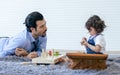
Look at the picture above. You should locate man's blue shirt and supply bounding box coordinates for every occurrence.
[0,29,47,57]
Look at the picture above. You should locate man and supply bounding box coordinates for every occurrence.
[0,11,47,58]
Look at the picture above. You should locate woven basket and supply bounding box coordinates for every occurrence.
[66,53,108,70]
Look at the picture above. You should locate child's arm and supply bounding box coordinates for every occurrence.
[81,37,101,52]
[84,42,101,52]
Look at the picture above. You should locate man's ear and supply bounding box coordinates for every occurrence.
[30,27,35,32]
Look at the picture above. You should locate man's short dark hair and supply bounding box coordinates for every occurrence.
[24,11,44,32]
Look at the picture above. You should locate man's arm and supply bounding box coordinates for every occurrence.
[3,36,26,56]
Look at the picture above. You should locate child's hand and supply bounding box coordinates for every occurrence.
[80,37,87,45]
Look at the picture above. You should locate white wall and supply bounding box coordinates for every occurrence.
[0,0,120,51]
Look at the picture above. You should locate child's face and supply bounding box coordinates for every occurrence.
[88,27,97,36]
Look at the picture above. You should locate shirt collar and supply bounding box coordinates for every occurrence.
[90,34,100,39]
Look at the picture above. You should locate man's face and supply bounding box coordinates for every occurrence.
[32,19,47,38]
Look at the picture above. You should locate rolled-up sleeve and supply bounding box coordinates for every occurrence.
[1,37,26,56]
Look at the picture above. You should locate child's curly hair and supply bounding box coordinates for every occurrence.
[85,15,106,33]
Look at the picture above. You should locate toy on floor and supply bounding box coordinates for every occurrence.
[32,49,65,64]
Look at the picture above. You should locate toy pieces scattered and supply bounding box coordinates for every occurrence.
[48,50,52,56]
[41,49,60,57]
[48,49,60,56]
[40,49,48,57]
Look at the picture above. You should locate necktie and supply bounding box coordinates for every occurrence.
[31,41,37,52]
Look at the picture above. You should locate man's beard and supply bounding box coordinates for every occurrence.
[41,30,47,37]
[41,34,46,37]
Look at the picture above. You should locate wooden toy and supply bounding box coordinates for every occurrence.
[32,49,65,64]
[66,53,108,70]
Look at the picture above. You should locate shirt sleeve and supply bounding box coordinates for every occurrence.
[2,36,26,56]
[94,34,106,50]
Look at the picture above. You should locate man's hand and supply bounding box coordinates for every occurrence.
[27,52,38,58]
[15,48,28,57]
